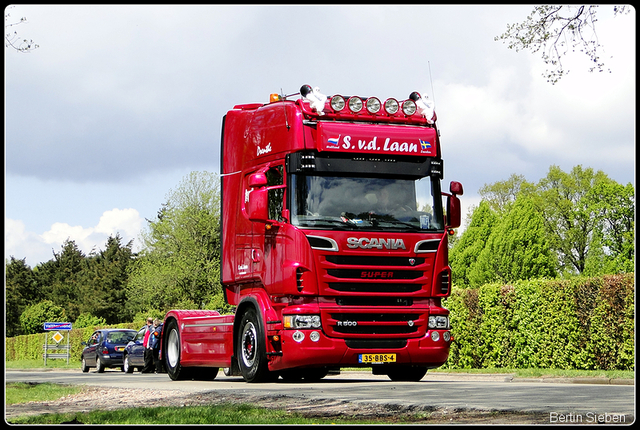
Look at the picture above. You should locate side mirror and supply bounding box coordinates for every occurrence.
[447,194,461,229]
[446,181,463,229]
[450,181,463,196]
[249,172,267,188]
[248,187,269,222]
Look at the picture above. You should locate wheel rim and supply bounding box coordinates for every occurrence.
[167,328,180,368]
[96,356,101,368]
[124,356,129,372]
[241,322,257,368]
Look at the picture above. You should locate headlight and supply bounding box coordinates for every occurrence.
[428,315,449,329]
[348,96,363,113]
[330,95,345,112]
[384,98,399,115]
[365,97,381,114]
[402,99,417,116]
[284,315,322,329]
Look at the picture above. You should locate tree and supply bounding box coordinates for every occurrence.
[34,239,86,321]
[77,234,136,324]
[19,300,67,335]
[495,5,630,84]
[534,165,615,276]
[584,180,635,274]
[449,201,498,288]
[469,195,556,286]
[126,171,223,316]
[478,173,535,213]
[5,257,40,336]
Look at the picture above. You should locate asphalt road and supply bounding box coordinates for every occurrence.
[6,368,635,422]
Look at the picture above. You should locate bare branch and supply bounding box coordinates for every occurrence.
[495,5,628,84]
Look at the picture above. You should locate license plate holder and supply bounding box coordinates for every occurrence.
[358,353,396,364]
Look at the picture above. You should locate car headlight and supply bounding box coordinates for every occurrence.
[428,315,449,329]
[284,315,322,329]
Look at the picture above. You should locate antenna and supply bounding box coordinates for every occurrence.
[428,61,436,105]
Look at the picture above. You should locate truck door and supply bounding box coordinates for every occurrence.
[251,164,286,289]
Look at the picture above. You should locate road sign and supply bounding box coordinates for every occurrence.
[43,322,72,331]
[51,331,64,343]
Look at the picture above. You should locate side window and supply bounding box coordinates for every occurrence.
[136,328,146,341]
[266,165,285,222]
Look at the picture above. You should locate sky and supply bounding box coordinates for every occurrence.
[5,5,636,267]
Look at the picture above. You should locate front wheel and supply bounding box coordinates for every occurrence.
[237,309,273,383]
[386,366,428,382]
[81,356,89,373]
[164,319,193,381]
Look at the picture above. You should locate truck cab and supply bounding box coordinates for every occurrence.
[163,85,462,382]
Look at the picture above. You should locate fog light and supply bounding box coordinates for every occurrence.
[309,331,320,342]
[443,331,451,342]
[292,331,305,343]
[431,331,440,342]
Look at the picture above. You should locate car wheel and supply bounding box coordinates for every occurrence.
[81,356,89,373]
[164,319,193,381]
[95,356,105,373]
[237,308,274,383]
[124,355,134,373]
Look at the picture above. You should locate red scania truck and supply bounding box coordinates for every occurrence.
[162,85,463,383]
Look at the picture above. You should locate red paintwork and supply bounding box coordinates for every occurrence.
[165,89,458,374]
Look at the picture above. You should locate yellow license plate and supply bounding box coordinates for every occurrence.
[358,353,396,364]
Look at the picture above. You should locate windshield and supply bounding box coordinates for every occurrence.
[291,175,444,231]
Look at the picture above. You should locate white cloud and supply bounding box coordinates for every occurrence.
[5,208,144,266]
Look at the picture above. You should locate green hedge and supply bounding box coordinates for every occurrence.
[5,322,139,363]
[443,274,635,370]
[6,274,634,370]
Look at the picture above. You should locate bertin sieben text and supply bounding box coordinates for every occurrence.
[549,412,627,424]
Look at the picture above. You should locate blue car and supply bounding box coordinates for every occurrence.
[81,329,137,373]
[123,326,147,373]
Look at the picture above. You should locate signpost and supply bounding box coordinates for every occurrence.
[43,322,72,365]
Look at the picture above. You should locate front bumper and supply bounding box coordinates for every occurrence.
[269,328,450,371]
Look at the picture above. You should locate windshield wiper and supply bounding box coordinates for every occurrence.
[297,216,358,229]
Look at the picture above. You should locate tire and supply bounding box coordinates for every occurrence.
[81,356,89,373]
[123,354,134,373]
[164,319,193,381]
[386,366,428,382]
[95,356,105,373]
[194,367,219,381]
[237,309,273,383]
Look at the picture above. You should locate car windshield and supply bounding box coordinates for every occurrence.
[107,331,136,344]
[291,175,444,231]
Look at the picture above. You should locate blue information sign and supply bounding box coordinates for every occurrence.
[43,322,72,331]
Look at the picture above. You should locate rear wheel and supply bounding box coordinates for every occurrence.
[164,319,193,381]
[95,356,105,373]
[123,355,134,373]
[237,309,273,383]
